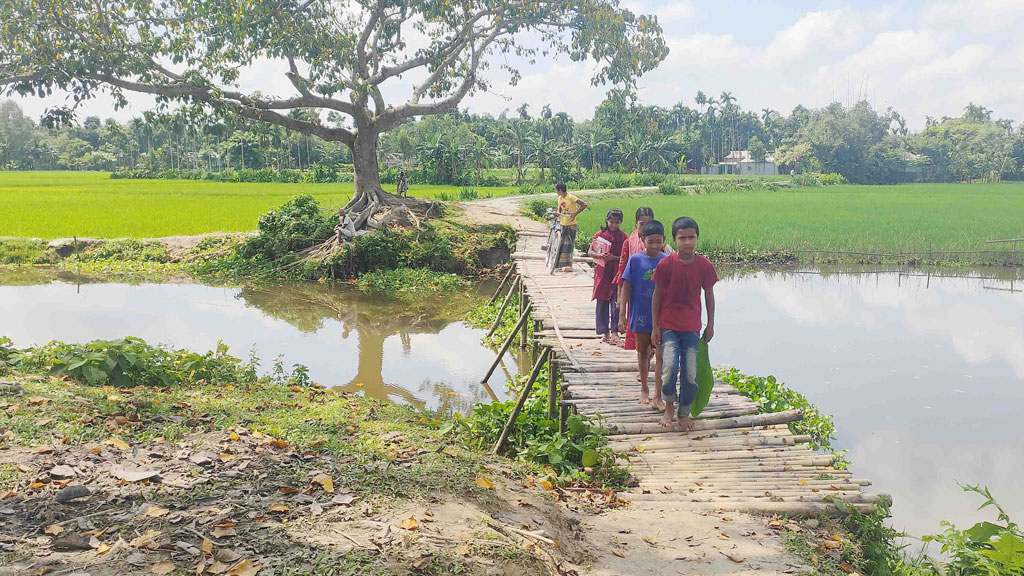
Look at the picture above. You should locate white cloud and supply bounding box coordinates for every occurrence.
[663,33,752,71]
[763,10,863,66]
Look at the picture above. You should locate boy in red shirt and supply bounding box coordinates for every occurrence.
[651,217,718,430]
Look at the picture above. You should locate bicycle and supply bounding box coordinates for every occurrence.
[543,208,562,275]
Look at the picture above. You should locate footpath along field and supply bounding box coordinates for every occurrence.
[577,182,1024,258]
[0,171,515,238]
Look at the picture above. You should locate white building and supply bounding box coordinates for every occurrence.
[708,150,778,176]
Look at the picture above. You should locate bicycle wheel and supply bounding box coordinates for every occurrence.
[547,227,561,275]
[544,227,558,268]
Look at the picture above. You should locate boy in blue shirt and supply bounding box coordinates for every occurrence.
[618,220,668,409]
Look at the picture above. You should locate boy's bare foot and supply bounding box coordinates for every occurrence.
[677,415,694,432]
[658,403,674,427]
[651,397,666,412]
[639,385,650,405]
[560,266,573,272]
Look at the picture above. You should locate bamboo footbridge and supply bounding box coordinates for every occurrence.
[485,227,889,516]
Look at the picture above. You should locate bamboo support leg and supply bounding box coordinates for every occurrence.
[547,357,558,419]
[520,292,530,349]
[494,348,550,454]
[486,276,520,338]
[488,266,515,305]
[481,305,532,384]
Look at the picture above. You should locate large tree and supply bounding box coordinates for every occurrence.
[1,0,667,226]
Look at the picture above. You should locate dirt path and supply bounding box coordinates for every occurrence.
[458,188,812,576]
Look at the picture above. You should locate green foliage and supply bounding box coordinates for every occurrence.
[0,239,55,265]
[464,298,531,348]
[357,268,465,296]
[72,239,168,263]
[455,362,624,484]
[819,172,849,186]
[658,181,683,195]
[6,337,256,388]
[716,368,846,466]
[921,484,1024,576]
[522,198,551,220]
[237,195,335,260]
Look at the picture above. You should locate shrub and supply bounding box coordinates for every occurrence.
[455,363,624,484]
[819,172,849,186]
[237,195,335,260]
[6,337,255,388]
[716,367,846,465]
[357,268,465,296]
[73,239,168,263]
[658,182,683,195]
[522,198,550,220]
[303,163,339,183]
[633,172,664,187]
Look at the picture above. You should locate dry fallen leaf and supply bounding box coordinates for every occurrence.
[151,559,176,575]
[109,437,130,451]
[398,516,419,531]
[229,432,240,442]
[44,524,63,536]
[635,444,645,453]
[131,530,162,549]
[211,526,237,538]
[226,558,262,576]
[539,480,554,491]
[202,539,214,555]
[725,554,745,563]
[268,503,289,514]
[455,543,471,556]
[799,478,808,486]
[475,477,495,490]
[97,541,111,555]
[219,453,238,463]
[289,385,303,393]
[28,396,52,405]
[90,445,103,455]
[612,550,626,558]
[412,553,433,570]
[144,506,170,518]
[311,473,334,493]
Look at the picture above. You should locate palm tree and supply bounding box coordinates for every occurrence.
[720,91,737,152]
[574,125,612,172]
[501,122,535,184]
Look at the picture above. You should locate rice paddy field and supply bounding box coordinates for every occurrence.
[577,182,1024,256]
[0,171,515,238]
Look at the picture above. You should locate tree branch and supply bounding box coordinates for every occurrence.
[94,74,355,146]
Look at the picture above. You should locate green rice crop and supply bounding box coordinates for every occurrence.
[575,182,1024,256]
[0,171,515,238]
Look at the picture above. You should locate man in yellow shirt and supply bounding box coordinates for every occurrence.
[554,182,588,272]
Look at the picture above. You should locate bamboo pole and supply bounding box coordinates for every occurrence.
[606,410,802,435]
[493,348,550,454]
[547,356,558,419]
[520,291,530,349]
[488,265,515,305]
[481,305,532,384]
[486,276,520,338]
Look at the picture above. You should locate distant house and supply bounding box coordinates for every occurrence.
[704,150,779,176]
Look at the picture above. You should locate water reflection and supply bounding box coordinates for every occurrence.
[714,266,1024,541]
[0,274,526,413]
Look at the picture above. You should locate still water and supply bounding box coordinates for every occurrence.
[0,274,524,414]
[1,267,1022,542]
[712,267,1024,543]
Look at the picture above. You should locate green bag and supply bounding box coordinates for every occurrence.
[690,337,714,417]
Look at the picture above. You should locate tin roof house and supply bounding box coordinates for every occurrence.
[708,150,778,176]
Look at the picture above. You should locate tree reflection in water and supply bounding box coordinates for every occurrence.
[234,282,525,413]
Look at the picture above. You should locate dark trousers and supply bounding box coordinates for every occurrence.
[596,293,619,335]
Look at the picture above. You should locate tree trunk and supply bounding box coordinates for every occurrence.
[346,130,435,229]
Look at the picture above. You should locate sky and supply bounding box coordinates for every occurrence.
[7,0,1024,130]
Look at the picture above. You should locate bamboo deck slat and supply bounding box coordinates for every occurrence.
[511,233,884,515]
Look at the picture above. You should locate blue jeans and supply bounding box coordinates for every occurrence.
[660,330,700,415]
